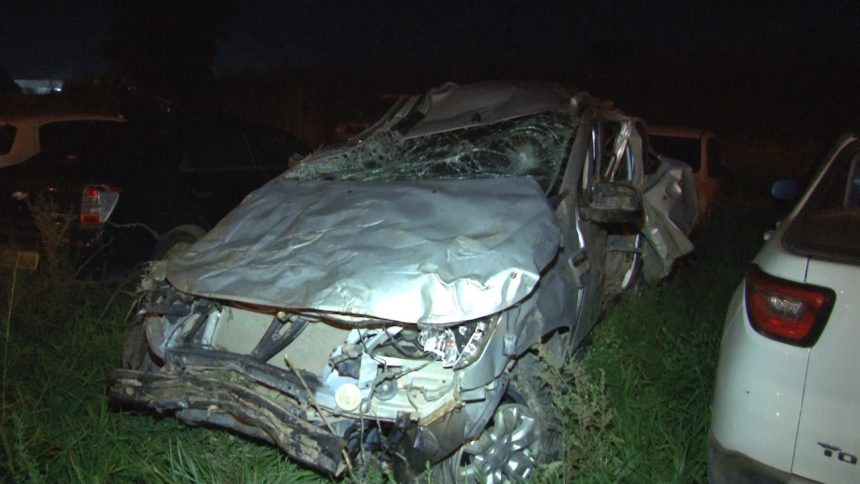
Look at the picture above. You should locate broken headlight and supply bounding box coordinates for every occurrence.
[418,315,498,369]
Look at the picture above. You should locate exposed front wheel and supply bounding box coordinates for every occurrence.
[151,224,206,260]
[430,341,565,482]
[454,403,541,483]
[120,319,160,371]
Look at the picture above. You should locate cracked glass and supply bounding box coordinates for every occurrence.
[296,111,576,193]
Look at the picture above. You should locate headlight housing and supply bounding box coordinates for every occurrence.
[418,315,498,369]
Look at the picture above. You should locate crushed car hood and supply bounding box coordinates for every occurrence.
[167,176,560,325]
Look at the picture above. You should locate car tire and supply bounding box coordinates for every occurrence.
[509,349,564,460]
[151,224,206,260]
[428,404,543,484]
[120,318,160,371]
[429,340,564,483]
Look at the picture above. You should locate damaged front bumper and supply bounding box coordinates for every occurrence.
[109,348,349,475]
[108,304,512,478]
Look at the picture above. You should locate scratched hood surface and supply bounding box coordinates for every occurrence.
[167,176,560,325]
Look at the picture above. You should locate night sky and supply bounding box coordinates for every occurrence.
[2,1,859,79]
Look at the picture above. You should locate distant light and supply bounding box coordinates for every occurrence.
[13,79,65,95]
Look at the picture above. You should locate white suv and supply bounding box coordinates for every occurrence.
[710,133,860,483]
[0,114,125,168]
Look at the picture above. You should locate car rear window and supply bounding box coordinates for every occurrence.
[783,140,860,265]
[38,120,133,157]
[244,126,307,168]
[650,135,701,172]
[0,123,16,155]
[183,124,253,171]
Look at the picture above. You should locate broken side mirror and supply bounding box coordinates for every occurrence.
[581,181,643,224]
[770,179,803,203]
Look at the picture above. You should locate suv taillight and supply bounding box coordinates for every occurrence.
[80,184,120,226]
[745,264,835,347]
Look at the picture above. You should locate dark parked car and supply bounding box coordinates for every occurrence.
[109,81,697,481]
[0,115,307,274]
[0,113,127,168]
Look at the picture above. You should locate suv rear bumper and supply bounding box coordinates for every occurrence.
[708,432,820,484]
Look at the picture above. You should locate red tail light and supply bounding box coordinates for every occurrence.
[80,184,120,226]
[745,264,835,347]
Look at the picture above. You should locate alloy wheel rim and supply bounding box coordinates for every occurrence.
[457,403,540,483]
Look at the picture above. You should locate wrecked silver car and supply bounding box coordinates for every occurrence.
[109,81,695,481]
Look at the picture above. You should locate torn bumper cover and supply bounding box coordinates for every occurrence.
[109,351,349,475]
[109,344,506,477]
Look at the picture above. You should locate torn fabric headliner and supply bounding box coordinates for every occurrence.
[167,177,560,325]
[403,81,576,138]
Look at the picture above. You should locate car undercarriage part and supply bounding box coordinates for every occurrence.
[249,312,309,361]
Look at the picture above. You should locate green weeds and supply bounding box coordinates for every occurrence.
[536,345,623,483]
[27,193,75,280]
[0,264,321,482]
[0,196,320,482]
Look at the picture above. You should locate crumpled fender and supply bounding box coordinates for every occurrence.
[641,157,697,281]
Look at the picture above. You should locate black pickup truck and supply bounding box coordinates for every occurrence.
[0,115,307,276]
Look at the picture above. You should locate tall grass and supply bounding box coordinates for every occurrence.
[0,265,323,482]
[0,198,320,482]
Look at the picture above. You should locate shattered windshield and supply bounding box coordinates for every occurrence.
[295,111,576,193]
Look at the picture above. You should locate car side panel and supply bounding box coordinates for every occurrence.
[791,259,860,483]
[711,284,809,474]
[696,133,719,218]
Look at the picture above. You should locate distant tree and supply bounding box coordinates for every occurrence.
[0,66,22,96]
[102,0,235,109]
